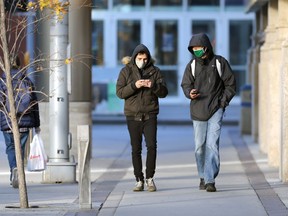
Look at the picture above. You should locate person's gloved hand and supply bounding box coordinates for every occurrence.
[35,127,41,134]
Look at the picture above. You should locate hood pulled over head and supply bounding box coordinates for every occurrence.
[187,33,214,58]
[131,44,152,69]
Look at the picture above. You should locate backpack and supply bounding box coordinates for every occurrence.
[5,77,33,115]
[191,58,222,78]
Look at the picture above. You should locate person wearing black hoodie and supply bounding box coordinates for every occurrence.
[116,44,168,192]
[181,33,236,192]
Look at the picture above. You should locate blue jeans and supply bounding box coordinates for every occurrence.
[192,108,224,184]
[3,131,29,180]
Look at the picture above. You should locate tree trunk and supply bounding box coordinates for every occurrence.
[0,0,29,208]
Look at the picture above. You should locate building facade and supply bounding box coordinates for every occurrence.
[246,0,288,182]
[91,0,255,113]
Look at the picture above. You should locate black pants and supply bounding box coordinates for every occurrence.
[127,117,157,182]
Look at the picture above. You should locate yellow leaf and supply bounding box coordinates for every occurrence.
[65,58,73,64]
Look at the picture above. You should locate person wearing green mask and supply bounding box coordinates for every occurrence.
[181,33,236,192]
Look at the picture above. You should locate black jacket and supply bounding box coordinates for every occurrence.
[0,69,40,131]
[116,44,168,118]
[181,33,236,121]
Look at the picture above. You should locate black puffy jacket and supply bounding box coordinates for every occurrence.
[181,33,236,121]
[0,69,40,131]
[116,44,168,118]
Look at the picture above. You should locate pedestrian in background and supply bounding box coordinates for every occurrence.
[0,56,40,188]
[116,44,168,192]
[181,33,236,192]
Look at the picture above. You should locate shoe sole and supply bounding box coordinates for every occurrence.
[133,189,144,192]
[147,188,156,192]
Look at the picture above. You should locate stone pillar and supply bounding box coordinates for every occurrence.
[280,38,288,182]
[251,33,262,141]
[258,2,277,154]
[279,0,288,182]
[69,0,92,159]
[266,0,281,167]
[251,8,266,142]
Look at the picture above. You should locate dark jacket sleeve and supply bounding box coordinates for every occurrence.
[219,57,236,108]
[181,61,194,99]
[152,68,168,98]
[116,67,138,100]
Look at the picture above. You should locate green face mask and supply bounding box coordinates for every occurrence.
[193,48,205,58]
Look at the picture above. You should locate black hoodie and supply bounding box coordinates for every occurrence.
[116,44,168,118]
[181,33,236,121]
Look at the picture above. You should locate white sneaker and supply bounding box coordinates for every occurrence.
[11,167,18,189]
[146,178,157,192]
[133,181,144,192]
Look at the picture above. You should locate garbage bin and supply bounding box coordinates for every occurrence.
[240,84,252,134]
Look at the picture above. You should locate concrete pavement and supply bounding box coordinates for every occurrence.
[0,104,288,215]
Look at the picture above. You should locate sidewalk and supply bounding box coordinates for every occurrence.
[0,105,288,215]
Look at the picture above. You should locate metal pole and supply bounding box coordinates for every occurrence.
[49,8,69,163]
[42,1,76,183]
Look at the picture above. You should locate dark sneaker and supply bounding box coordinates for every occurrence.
[146,178,157,192]
[11,168,19,189]
[199,178,206,190]
[205,183,216,192]
[133,181,144,192]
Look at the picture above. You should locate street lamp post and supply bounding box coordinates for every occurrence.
[42,2,76,183]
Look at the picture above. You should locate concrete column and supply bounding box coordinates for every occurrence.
[251,8,266,142]
[34,9,50,157]
[266,0,281,167]
[68,0,92,159]
[251,33,261,141]
[280,39,288,182]
[258,3,276,154]
[279,0,288,182]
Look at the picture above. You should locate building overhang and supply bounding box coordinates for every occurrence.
[245,0,268,13]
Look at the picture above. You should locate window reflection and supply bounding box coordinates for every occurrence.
[161,70,178,96]
[151,0,182,6]
[92,21,104,65]
[93,0,108,9]
[117,20,141,63]
[154,20,178,65]
[113,0,145,11]
[188,0,219,6]
[225,0,245,6]
[229,20,252,65]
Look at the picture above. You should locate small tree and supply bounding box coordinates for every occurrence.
[0,0,69,208]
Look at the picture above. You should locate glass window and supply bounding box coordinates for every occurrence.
[93,0,108,9]
[113,0,145,11]
[154,20,178,96]
[154,20,178,65]
[192,20,216,49]
[225,0,245,6]
[189,0,219,6]
[188,0,219,11]
[92,21,104,65]
[162,70,178,96]
[225,0,245,11]
[229,20,252,65]
[151,0,182,11]
[117,20,141,63]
